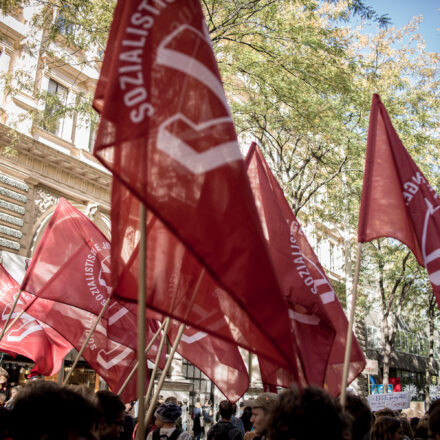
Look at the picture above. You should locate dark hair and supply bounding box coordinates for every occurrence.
[430,399,440,415]
[375,408,397,419]
[415,415,429,439]
[371,416,401,440]
[410,417,420,432]
[400,417,414,440]
[268,386,350,440]
[429,408,440,436]
[240,407,253,432]
[0,406,12,439]
[10,380,101,440]
[219,400,233,420]
[345,393,372,440]
[96,390,125,425]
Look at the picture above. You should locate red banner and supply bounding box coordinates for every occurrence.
[93,0,299,374]
[20,198,165,368]
[359,94,440,307]
[246,144,365,395]
[0,264,72,376]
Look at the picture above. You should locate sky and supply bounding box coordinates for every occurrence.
[366,0,439,53]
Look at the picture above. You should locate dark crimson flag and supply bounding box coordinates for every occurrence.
[246,143,365,395]
[359,94,440,308]
[93,0,300,374]
[0,264,72,376]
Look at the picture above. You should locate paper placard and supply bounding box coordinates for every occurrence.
[368,391,411,412]
[364,359,379,375]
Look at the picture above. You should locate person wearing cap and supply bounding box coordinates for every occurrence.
[243,393,277,440]
[147,402,192,440]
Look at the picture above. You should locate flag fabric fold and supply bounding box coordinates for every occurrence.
[0,264,73,377]
[93,0,301,376]
[246,143,365,395]
[359,93,440,306]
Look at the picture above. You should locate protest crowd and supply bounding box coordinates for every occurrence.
[1,378,440,440]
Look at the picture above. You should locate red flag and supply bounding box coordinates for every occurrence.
[24,295,140,402]
[93,0,299,374]
[359,94,440,305]
[20,198,165,367]
[246,144,365,395]
[0,264,72,376]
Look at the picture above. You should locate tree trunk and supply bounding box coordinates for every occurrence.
[382,319,392,393]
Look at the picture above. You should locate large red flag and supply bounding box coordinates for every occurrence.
[359,94,440,306]
[93,0,300,373]
[246,144,365,395]
[20,198,165,367]
[0,264,73,376]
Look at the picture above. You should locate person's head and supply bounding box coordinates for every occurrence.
[9,386,22,400]
[165,396,178,404]
[399,418,414,440]
[415,415,429,439]
[195,401,202,408]
[268,386,349,440]
[429,408,440,440]
[410,417,420,433]
[344,392,372,440]
[241,406,252,420]
[371,416,403,440]
[0,368,8,386]
[375,408,398,419]
[154,402,182,427]
[245,393,277,435]
[11,380,101,440]
[430,400,440,415]
[219,400,234,421]
[96,390,125,440]
[0,406,11,440]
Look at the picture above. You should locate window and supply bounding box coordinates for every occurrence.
[42,78,68,137]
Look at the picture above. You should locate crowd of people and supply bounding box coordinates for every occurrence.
[1,378,440,440]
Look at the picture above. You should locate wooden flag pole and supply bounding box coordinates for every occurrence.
[144,322,185,426]
[340,242,363,408]
[1,307,26,340]
[136,203,147,440]
[0,290,22,343]
[143,318,170,408]
[117,319,168,396]
[63,296,111,385]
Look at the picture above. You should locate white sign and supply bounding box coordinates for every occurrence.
[364,359,379,375]
[368,391,411,412]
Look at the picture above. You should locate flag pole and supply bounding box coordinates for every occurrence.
[117,319,168,396]
[0,290,22,343]
[143,318,170,408]
[340,242,363,408]
[136,203,147,440]
[63,296,111,385]
[144,322,185,426]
